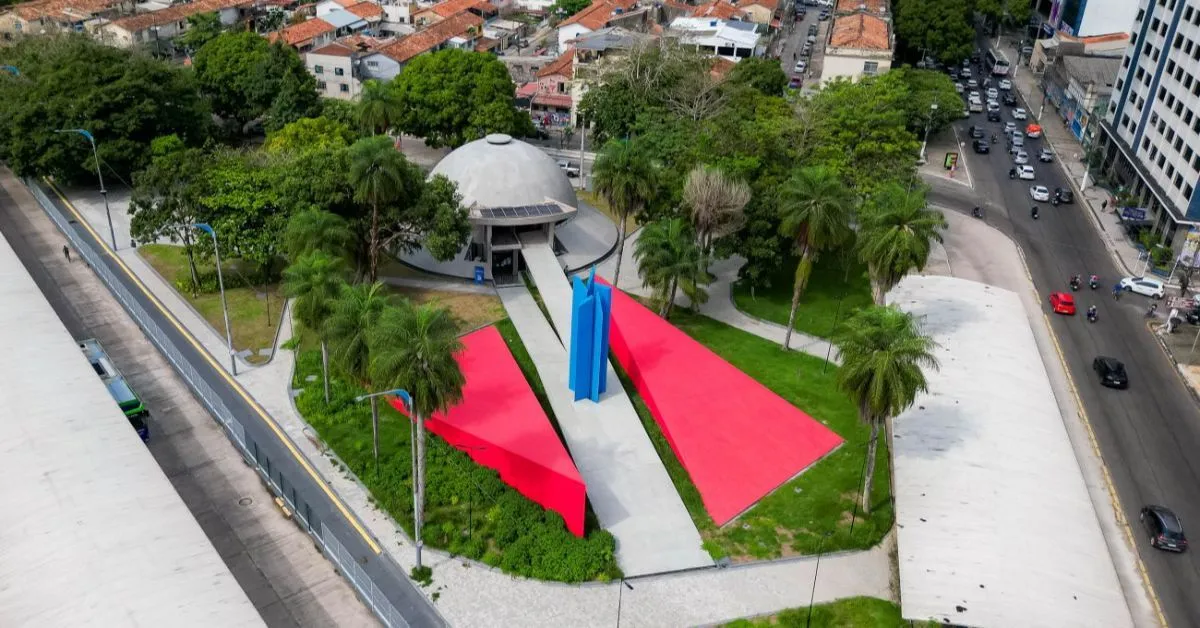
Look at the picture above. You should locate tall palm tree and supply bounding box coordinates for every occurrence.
[284,208,356,263]
[349,136,412,282]
[370,302,465,570]
[682,164,750,257]
[778,165,854,350]
[325,282,390,463]
[633,218,710,318]
[283,251,347,404]
[358,79,402,136]
[834,306,938,515]
[857,183,948,305]
[593,139,658,286]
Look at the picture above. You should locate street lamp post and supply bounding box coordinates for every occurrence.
[805,532,833,628]
[357,388,427,570]
[191,223,237,376]
[615,579,634,628]
[919,103,939,164]
[56,128,117,250]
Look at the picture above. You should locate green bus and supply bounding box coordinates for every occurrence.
[79,338,150,441]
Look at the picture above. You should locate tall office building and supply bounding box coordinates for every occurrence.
[1100,0,1200,249]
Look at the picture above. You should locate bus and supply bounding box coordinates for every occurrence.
[986,48,1011,76]
[79,338,150,441]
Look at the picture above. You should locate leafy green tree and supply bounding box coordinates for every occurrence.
[176,12,224,53]
[264,116,355,154]
[267,144,356,218]
[325,281,391,462]
[726,57,789,97]
[390,49,535,148]
[633,218,710,318]
[974,0,1031,32]
[283,251,348,402]
[320,97,364,133]
[197,151,287,286]
[129,136,211,292]
[593,139,658,286]
[256,7,287,33]
[359,79,403,136]
[284,209,356,262]
[348,136,418,281]
[894,0,975,64]
[778,165,854,349]
[834,306,938,515]
[370,301,466,569]
[894,68,965,137]
[857,183,947,304]
[0,35,209,184]
[192,31,318,131]
[405,174,472,262]
[549,0,590,18]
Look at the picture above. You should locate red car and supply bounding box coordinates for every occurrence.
[1050,292,1076,315]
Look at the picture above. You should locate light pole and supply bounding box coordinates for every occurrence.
[615,579,634,628]
[356,388,428,570]
[919,103,938,164]
[191,223,236,376]
[56,128,117,250]
[805,532,833,628]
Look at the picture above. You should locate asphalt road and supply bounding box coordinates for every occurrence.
[929,61,1200,627]
[13,178,445,628]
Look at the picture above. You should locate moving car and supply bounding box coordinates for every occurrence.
[1002,92,1018,106]
[972,139,990,154]
[1118,276,1166,298]
[1054,187,1074,204]
[968,125,985,139]
[987,101,1001,112]
[1009,133,1025,149]
[986,87,999,99]
[1004,121,1017,133]
[1038,147,1054,162]
[1025,123,1042,138]
[1018,165,1035,180]
[999,78,1012,90]
[961,67,973,79]
[967,79,979,89]
[1049,292,1076,315]
[1093,356,1129,389]
[1013,150,1029,164]
[1141,506,1188,552]
[955,82,965,93]
[1029,184,1050,201]
[1013,107,1028,120]
[987,109,1002,121]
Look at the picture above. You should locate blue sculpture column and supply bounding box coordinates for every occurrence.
[568,268,612,402]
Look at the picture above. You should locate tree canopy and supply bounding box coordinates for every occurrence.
[894,0,975,64]
[264,116,356,154]
[726,57,789,97]
[390,49,536,148]
[0,35,209,184]
[175,12,224,53]
[548,0,590,18]
[192,31,319,131]
[894,67,967,136]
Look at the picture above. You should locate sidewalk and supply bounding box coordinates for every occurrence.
[54,186,893,626]
[918,126,974,190]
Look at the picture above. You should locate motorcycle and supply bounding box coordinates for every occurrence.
[1052,197,1060,207]
[1070,279,1081,291]
[972,206,983,218]
[1087,308,1098,323]
[1010,168,1017,179]
[1146,303,1159,318]
[1031,206,1039,219]
[1089,275,1099,289]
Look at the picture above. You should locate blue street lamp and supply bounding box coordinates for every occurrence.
[55,128,117,250]
[191,223,236,376]
[354,388,427,569]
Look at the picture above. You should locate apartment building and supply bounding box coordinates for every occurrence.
[822,10,892,82]
[1099,0,1200,249]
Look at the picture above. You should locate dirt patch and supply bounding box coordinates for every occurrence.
[391,286,505,332]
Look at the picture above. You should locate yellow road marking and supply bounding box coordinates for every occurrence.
[48,180,382,555]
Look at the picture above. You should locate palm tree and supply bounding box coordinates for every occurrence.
[370,302,465,570]
[358,79,402,136]
[633,218,710,318]
[857,183,947,305]
[593,139,658,286]
[283,251,347,404]
[325,282,390,463]
[349,136,412,282]
[834,306,938,515]
[682,164,750,257]
[283,208,356,263]
[778,165,854,350]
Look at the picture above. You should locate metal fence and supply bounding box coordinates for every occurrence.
[28,179,409,628]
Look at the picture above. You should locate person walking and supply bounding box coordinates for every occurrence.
[62,245,71,263]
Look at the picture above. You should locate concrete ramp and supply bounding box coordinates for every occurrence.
[497,241,711,576]
[518,235,576,348]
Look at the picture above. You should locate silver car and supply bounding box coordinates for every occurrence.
[1013,150,1029,164]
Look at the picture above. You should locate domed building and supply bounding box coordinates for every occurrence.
[404,133,615,285]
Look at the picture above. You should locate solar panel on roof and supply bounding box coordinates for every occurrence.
[478,203,566,219]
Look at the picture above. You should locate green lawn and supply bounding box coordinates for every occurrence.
[724,597,928,627]
[619,309,893,561]
[732,252,873,340]
[139,244,282,363]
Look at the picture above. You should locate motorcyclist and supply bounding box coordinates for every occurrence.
[992,133,998,143]
[1070,274,1082,290]
[1087,305,1098,321]
[1089,274,1099,288]
[1031,205,1039,218]
[1147,303,1159,317]
[1010,167,1017,179]
[972,206,982,218]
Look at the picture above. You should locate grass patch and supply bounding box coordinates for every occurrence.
[579,189,637,235]
[724,597,930,627]
[618,308,892,561]
[389,286,505,331]
[731,251,873,340]
[139,244,282,364]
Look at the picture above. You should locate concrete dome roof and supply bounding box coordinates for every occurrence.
[429,134,578,210]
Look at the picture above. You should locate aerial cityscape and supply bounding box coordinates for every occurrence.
[1,0,1198,625]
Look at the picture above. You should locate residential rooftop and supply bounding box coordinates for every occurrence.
[560,0,637,31]
[835,0,888,16]
[108,0,251,32]
[829,11,889,50]
[379,10,482,62]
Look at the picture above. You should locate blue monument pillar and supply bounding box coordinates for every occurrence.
[568,268,612,402]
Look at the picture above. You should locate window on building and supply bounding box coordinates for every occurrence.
[1195,154,1200,170]
[314,65,324,74]
[1123,113,1132,128]
[1154,47,1160,62]
[1168,164,1176,178]
[1152,112,1160,125]
[1159,154,1167,168]
[1174,173,1182,189]
[863,61,879,75]
[1186,183,1195,199]
[334,67,344,76]
[316,80,327,90]
[1159,120,1167,133]
[1124,55,1131,68]
[1145,137,1152,150]
[1188,6,1195,21]
[340,84,349,92]
[1138,7,1146,21]
[1118,78,1126,91]
[1177,101,1184,115]
[1159,86,1168,100]
[367,60,378,68]
[1137,67,1146,80]
[1151,146,1159,159]
[1153,17,1161,31]
[1144,42,1153,56]
[1188,110,1195,123]
[1186,146,1195,161]
[1175,137,1183,151]
[1169,60,1177,74]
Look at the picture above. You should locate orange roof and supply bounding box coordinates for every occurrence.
[428,0,493,17]
[309,40,355,56]
[536,50,574,78]
[690,0,745,20]
[379,11,482,62]
[345,1,382,19]
[276,17,336,46]
[742,0,777,12]
[109,0,252,32]
[327,0,358,6]
[12,0,123,22]
[560,0,635,31]
[829,12,889,50]
[835,0,886,15]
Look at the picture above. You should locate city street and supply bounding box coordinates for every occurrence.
[926,54,1200,627]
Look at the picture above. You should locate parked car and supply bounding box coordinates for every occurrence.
[1038,147,1054,162]
[1002,93,1018,106]
[794,60,807,73]
[1013,107,1028,120]
[558,160,580,177]
[1018,165,1035,180]
[819,9,830,19]
[1093,356,1129,389]
[801,43,812,56]
[788,76,803,89]
[1054,187,1074,204]
[972,139,990,154]
[1049,292,1076,315]
[1118,276,1166,298]
[999,78,1012,90]
[1025,123,1043,138]
[1013,150,1029,164]
[1141,506,1188,552]
[1029,184,1050,200]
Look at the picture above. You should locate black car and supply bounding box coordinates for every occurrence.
[987,109,1002,121]
[1093,356,1128,389]
[970,51,981,64]
[1054,187,1074,204]
[1141,505,1188,552]
[1002,93,1018,106]
[967,125,985,139]
[972,140,990,154]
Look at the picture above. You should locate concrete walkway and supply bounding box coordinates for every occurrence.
[380,275,497,296]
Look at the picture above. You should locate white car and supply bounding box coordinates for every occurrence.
[986,88,999,99]
[955,82,965,93]
[1119,276,1166,299]
[1013,107,1028,120]
[968,90,981,100]
[1004,121,1017,134]
[1018,165,1035,180]
[793,60,807,73]
[1029,185,1050,201]
[1013,150,1029,164]
[967,79,979,89]
[962,68,973,79]
[987,101,1001,112]
[999,78,1012,90]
